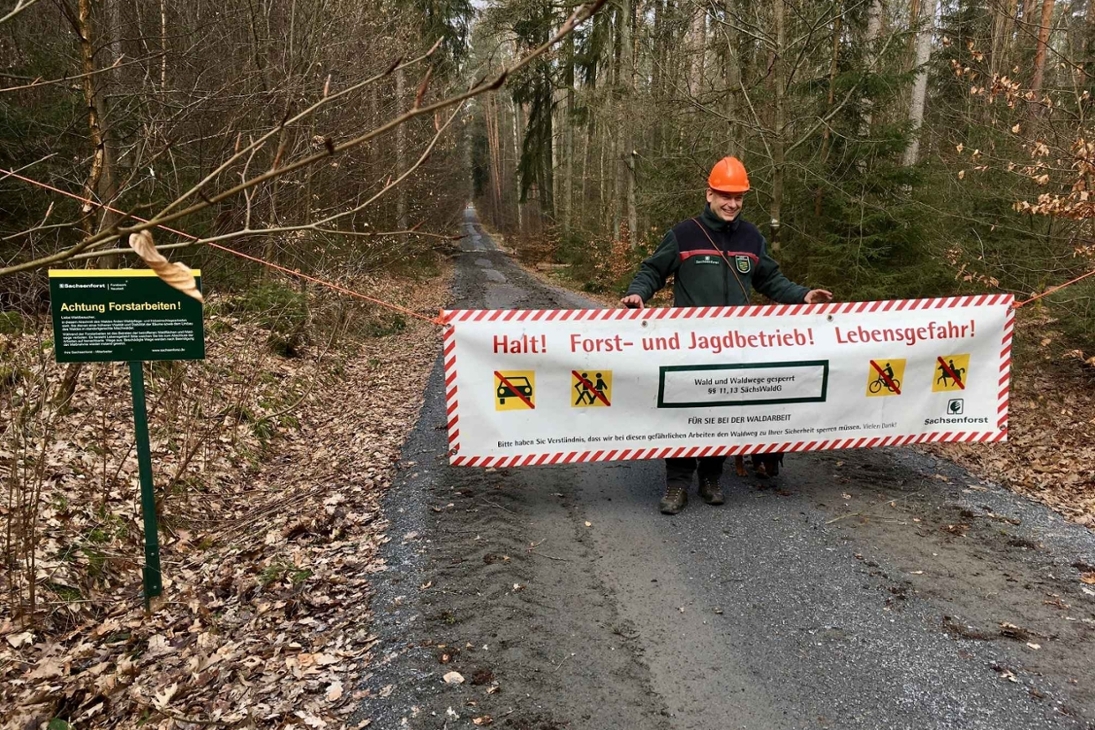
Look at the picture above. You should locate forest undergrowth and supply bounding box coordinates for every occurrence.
[1,264,452,730]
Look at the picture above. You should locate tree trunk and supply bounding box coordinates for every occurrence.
[815,5,842,220]
[512,99,526,235]
[625,148,637,247]
[562,31,575,234]
[1022,0,1039,27]
[907,0,922,64]
[688,3,707,96]
[903,0,936,166]
[860,0,884,136]
[652,0,665,144]
[722,0,741,155]
[770,0,786,252]
[106,0,123,90]
[541,90,556,223]
[75,0,116,237]
[617,0,638,245]
[580,120,592,230]
[74,0,120,269]
[485,96,502,221]
[60,0,119,409]
[1029,0,1056,108]
[160,0,168,89]
[990,0,1013,76]
[396,68,409,229]
[599,120,610,233]
[1012,0,1038,61]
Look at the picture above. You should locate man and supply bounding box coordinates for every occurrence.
[620,156,832,515]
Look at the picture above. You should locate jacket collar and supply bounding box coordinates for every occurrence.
[700,204,741,233]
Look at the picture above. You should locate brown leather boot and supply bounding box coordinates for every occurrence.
[698,475,725,505]
[659,483,687,514]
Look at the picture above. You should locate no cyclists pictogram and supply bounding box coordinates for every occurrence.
[866,359,905,397]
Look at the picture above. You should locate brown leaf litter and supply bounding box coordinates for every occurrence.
[1,266,451,729]
[928,308,1095,528]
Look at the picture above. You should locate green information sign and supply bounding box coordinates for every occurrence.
[49,269,204,362]
[49,267,205,609]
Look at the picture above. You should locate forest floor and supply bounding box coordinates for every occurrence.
[1,265,451,729]
[5,208,1095,730]
[930,313,1095,528]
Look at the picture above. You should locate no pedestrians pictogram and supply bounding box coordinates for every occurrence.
[572,370,612,407]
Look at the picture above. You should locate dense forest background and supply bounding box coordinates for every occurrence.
[0,0,478,308]
[469,0,1095,350]
[2,1,1093,346]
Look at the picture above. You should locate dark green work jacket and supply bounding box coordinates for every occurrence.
[625,206,808,307]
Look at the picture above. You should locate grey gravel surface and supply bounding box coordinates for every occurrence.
[352,206,1095,730]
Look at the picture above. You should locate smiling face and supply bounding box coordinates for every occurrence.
[706,188,744,222]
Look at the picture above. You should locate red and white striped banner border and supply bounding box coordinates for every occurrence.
[439,293,1013,324]
[442,294,1015,466]
[444,324,460,453]
[998,297,1014,433]
[449,432,1007,467]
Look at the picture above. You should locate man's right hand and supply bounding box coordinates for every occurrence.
[620,294,644,309]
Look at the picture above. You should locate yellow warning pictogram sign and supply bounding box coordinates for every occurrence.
[494,370,535,411]
[572,370,612,407]
[932,354,970,392]
[866,359,905,397]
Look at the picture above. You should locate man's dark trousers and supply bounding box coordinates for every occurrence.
[666,456,726,488]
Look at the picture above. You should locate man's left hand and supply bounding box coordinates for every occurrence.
[804,289,833,304]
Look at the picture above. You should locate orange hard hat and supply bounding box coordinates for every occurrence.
[708,156,750,193]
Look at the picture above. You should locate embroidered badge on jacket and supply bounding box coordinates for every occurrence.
[734,255,752,274]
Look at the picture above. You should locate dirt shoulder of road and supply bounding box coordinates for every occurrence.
[500,240,1095,530]
[931,311,1095,527]
[1,265,451,730]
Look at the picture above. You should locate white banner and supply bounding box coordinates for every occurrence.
[442,296,1014,467]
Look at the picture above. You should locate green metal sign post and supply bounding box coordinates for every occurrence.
[49,269,204,609]
[129,361,162,605]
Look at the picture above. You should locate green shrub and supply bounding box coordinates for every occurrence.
[0,365,27,393]
[1050,280,1095,354]
[0,311,26,335]
[362,313,407,338]
[229,281,310,356]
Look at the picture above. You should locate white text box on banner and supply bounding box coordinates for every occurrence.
[442,296,1014,467]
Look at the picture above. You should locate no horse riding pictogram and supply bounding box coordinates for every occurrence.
[933,354,970,392]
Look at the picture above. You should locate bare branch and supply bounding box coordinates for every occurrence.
[68,104,465,262]
[0,0,43,26]
[154,41,447,221]
[0,0,607,277]
[0,54,161,93]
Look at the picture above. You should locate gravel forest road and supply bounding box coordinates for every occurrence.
[354,207,1095,730]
